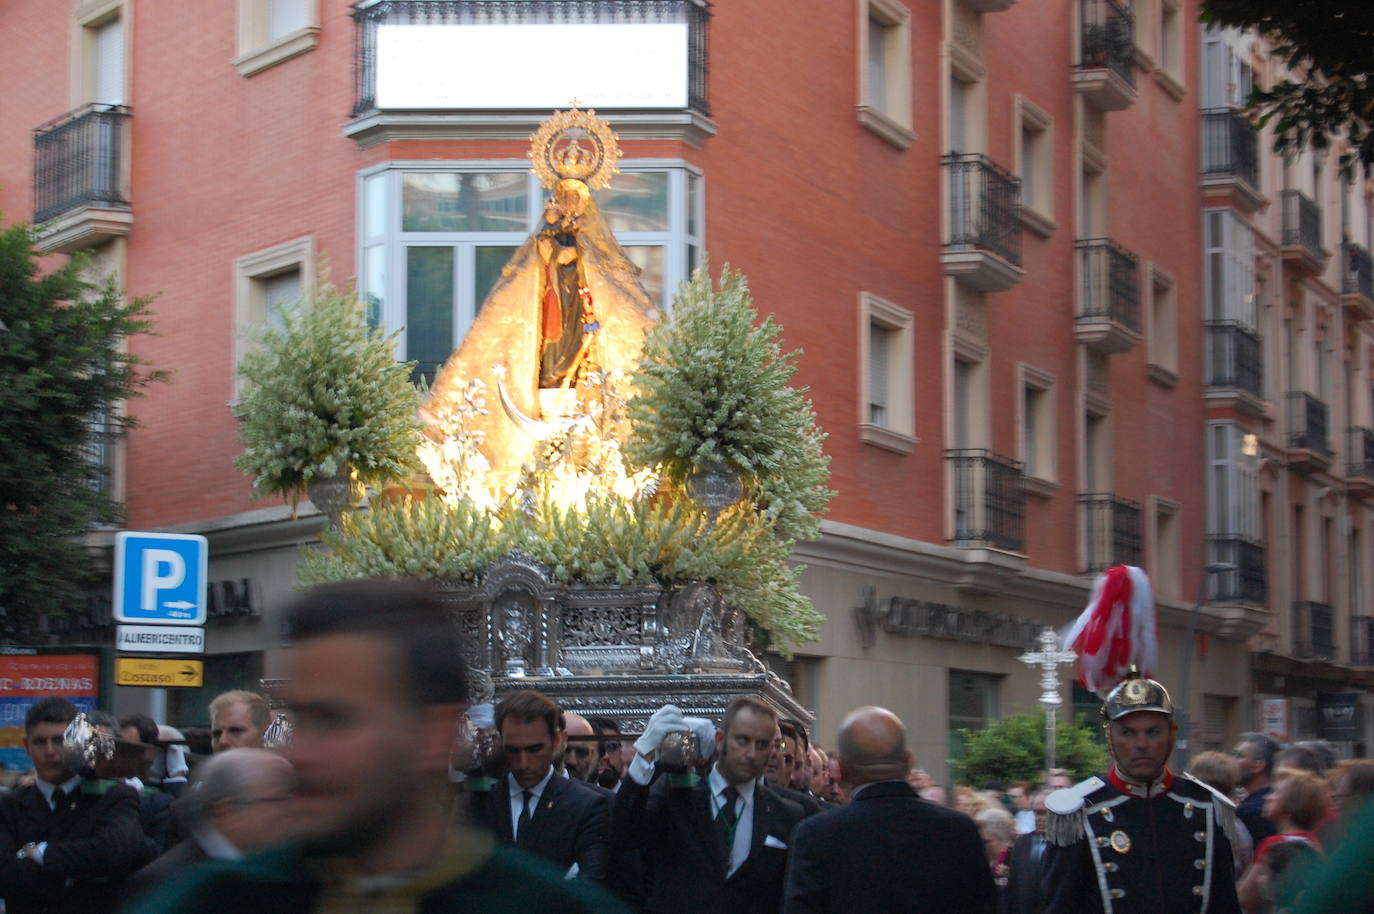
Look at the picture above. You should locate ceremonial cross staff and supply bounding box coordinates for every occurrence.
[1018,626,1078,774]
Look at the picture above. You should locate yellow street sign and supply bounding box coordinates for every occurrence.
[115,658,203,688]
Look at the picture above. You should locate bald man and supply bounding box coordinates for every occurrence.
[782,707,994,914]
[562,713,598,783]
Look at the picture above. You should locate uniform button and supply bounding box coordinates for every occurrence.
[1194,831,1206,842]
[1194,859,1207,870]
[1103,862,1118,873]
[1194,886,1204,896]
[1096,837,1110,847]
[1109,888,1125,899]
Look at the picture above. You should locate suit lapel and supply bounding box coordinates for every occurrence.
[747,784,769,863]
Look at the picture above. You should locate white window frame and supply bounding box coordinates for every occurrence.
[233,236,315,401]
[1014,95,1056,236]
[1017,363,1057,493]
[1146,263,1179,385]
[71,0,129,109]
[1156,0,1185,97]
[1204,208,1256,327]
[858,292,916,454]
[357,159,704,371]
[857,0,914,149]
[234,0,321,77]
[1206,420,1260,539]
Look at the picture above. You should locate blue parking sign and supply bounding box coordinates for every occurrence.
[113,532,208,625]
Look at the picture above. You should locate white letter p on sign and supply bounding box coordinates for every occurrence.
[141,549,185,611]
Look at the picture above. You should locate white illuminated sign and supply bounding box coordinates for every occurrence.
[375,23,689,110]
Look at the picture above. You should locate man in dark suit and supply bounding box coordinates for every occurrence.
[782,706,995,914]
[467,689,609,881]
[612,697,804,914]
[1233,731,1279,845]
[123,747,294,902]
[765,720,822,818]
[0,697,146,914]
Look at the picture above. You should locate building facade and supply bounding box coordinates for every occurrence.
[3,0,1364,780]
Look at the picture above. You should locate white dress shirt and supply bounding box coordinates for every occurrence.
[508,767,555,840]
[708,766,755,877]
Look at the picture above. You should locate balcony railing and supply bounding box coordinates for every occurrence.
[1350,427,1374,480]
[1293,600,1335,661]
[1281,189,1325,263]
[1078,0,1135,88]
[1344,241,1374,301]
[1079,493,1142,572]
[1286,391,1331,457]
[944,153,1022,267]
[1077,238,1140,330]
[32,104,129,225]
[351,0,712,117]
[1207,535,1266,604]
[1201,108,1259,190]
[948,449,1025,553]
[1205,321,1263,399]
[1352,616,1374,666]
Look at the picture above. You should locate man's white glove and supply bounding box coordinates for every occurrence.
[634,704,687,761]
[683,717,718,760]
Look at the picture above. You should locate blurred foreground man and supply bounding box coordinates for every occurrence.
[130,578,625,913]
[1042,673,1241,913]
[612,697,803,913]
[0,697,145,914]
[782,706,994,914]
[124,748,292,901]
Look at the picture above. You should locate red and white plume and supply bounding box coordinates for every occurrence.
[1060,565,1158,696]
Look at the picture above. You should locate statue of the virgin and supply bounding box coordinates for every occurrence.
[420,108,660,492]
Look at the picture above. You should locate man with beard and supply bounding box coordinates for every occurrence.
[128,578,626,913]
[611,697,804,913]
[1041,672,1242,914]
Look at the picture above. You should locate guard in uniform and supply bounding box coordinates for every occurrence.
[1041,672,1242,914]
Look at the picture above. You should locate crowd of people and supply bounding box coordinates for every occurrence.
[0,577,1371,913]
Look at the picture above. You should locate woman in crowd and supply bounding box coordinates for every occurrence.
[1238,767,1328,913]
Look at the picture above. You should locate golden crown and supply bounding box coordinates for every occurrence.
[529,106,621,191]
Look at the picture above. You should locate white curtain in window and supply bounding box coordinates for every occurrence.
[94,18,124,106]
[267,0,309,41]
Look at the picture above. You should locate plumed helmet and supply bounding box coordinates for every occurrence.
[1100,670,1173,721]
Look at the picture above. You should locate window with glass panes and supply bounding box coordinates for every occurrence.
[358,161,703,382]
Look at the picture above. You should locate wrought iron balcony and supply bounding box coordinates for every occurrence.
[32,104,129,225]
[1207,536,1266,604]
[1286,391,1330,459]
[1075,238,1140,353]
[351,0,712,118]
[1075,0,1135,110]
[1292,600,1335,661]
[1204,321,1263,400]
[1343,241,1374,322]
[1350,427,1374,479]
[947,449,1025,553]
[1201,108,1259,192]
[1352,615,1374,666]
[1281,189,1326,270]
[942,153,1023,292]
[1079,493,1142,573]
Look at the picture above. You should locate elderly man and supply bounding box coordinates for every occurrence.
[129,578,626,913]
[1232,731,1279,844]
[612,697,804,913]
[209,690,270,753]
[782,706,994,914]
[123,748,292,900]
[466,689,609,881]
[1042,673,1242,913]
[0,697,146,914]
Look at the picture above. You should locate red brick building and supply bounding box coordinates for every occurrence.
[7,0,1350,778]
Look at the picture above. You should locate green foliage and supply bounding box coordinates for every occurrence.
[1201,1,1374,171]
[626,262,833,546]
[235,278,422,502]
[0,220,167,635]
[298,494,513,584]
[955,712,1110,786]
